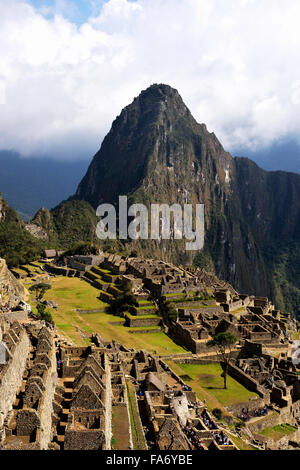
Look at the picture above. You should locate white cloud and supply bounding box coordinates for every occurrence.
[1,0,300,160]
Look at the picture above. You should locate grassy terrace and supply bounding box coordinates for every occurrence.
[293,331,300,340]
[137,305,156,310]
[165,361,257,412]
[228,433,257,451]
[111,405,131,450]
[174,304,218,309]
[23,272,186,355]
[126,382,147,450]
[259,424,297,441]
[125,312,159,320]
[92,266,113,275]
[127,325,162,331]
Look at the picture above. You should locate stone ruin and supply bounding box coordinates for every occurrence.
[1,251,299,450]
[0,320,57,449]
[0,317,238,450]
[0,258,28,311]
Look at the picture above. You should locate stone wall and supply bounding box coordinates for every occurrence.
[227,362,265,398]
[3,311,28,322]
[226,398,265,416]
[105,354,112,450]
[64,428,105,450]
[129,328,162,334]
[125,315,161,328]
[44,264,70,276]
[255,427,300,450]
[247,412,281,434]
[76,308,106,314]
[0,258,28,307]
[176,305,224,314]
[0,327,30,427]
[39,340,57,449]
[135,308,157,316]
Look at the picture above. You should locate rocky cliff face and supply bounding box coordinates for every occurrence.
[76,84,234,208]
[0,258,28,307]
[52,84,300,316]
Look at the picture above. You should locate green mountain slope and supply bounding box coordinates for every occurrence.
[0,193,45,267]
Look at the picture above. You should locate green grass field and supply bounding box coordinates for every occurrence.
[126,382,147,450]
[178,363,257,405]
[165,362,257,410]
[259,424,296,441]
[25,275,186,355]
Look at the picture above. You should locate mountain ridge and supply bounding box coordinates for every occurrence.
[25,84,300,317]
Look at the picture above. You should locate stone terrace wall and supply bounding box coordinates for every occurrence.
[105,355,112,450]
[39,340,58,449]
[129,328,162,334]
[248,412,281,434]
[260,428,300,450]
[0,258,28,306]
[3,311,28,322]
[0,327,30,427]
[226,398,265,416]
[125,316,161,328]
[227,362,265,398]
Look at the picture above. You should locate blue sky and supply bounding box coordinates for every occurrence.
[27,0,106,25]
[27,0,136,26]
[1,0,300,172]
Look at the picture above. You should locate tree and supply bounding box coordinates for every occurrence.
[130,250,138,258]
[29,282,51,302]
[59,242,99,259]
[36,302,53,324]
[206,332,237,389]
[160,297,178,322]
[107,288,138,317]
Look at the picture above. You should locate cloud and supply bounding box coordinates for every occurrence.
[1,0,300,161]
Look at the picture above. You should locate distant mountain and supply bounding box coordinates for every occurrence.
[234,140,300,175]
[32,84,300,317]
[0,151,89,220]
[30,201,98,248]
[0,192,45,267]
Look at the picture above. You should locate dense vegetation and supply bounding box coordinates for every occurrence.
[106,289,139,317]
[263,241,300,319]
[207,332,237,390]
[160,297,178,322]
[58,241,99,259]
[0,201,45,267]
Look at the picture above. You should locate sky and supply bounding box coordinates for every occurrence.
[1,0,300,172]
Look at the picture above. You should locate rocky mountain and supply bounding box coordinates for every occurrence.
[33,84,300,317]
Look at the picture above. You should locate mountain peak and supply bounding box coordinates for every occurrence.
[113,82,190,129]
[135,83,188,114]
[75,84,232,207]
[139,83,179,99]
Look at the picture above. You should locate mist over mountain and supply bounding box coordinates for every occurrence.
[1,130,299,223]
[0,151,89,220]
[234,140,300,175]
